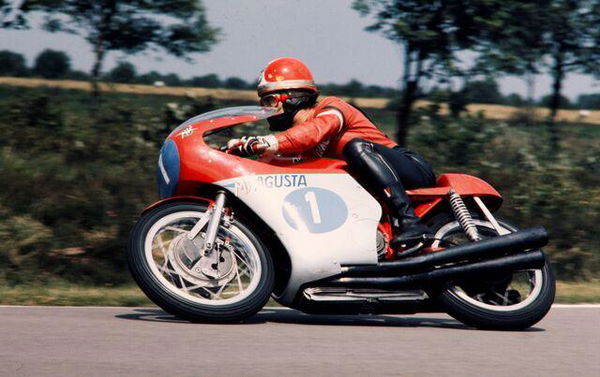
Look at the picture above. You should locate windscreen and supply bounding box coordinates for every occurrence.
[173,106,278,132]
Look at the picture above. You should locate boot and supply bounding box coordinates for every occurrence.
[386,183,432,250]
[342,139,431,249]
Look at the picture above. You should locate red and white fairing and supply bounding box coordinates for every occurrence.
[156,107,382,305]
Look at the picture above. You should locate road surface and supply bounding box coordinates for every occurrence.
[0,305,598,377]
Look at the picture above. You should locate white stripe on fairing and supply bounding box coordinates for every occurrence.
[317,109,344,131]
[158,154,170,184]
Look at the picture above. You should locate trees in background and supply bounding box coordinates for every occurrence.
[471,0,600,120]
[353,0,600,144]
[33,49,71,79]
[0,50,28,76]
[353,0,503,146]
[13,0,220,95]
[189,74,221,88]
[108,62,137,83]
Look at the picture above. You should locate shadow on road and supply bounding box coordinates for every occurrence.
[114,307,542,332]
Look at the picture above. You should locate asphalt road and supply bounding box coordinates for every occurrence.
[0,305,598,377]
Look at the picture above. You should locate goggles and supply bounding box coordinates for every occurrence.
[259,92,290,108]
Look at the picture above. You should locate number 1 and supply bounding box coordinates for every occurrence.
[304,191,322,224]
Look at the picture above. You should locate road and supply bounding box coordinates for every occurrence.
[0,305,598,377]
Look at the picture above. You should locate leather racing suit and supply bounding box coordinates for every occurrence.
[273,96,436,247]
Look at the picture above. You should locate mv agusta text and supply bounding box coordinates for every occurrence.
[127,106,555,330]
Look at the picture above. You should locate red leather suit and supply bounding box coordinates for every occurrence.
[274,96,396,158]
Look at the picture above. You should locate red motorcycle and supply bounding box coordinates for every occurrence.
[127,106,555,329]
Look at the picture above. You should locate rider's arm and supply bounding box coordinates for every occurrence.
[274,108,344,154]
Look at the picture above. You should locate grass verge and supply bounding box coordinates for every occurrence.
[0,281,599,307]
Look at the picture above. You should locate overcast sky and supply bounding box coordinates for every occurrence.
[0,0,598,99]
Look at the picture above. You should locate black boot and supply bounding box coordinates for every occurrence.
[342,139,432,249]
[385,183,432,250]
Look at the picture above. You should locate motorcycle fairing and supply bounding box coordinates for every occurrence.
[216,173,381,305]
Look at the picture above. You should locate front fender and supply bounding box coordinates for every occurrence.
[141,196,214,215]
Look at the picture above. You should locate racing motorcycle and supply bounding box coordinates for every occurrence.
[127,106,555,330]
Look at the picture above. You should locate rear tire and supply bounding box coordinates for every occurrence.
[429,214,555,330]
[127,202,274,323]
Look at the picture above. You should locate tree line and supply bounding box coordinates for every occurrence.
[3,48,600,109]
[354,0,600,145]
[2,1,599,139]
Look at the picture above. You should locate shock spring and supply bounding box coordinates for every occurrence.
[448,189,481,242]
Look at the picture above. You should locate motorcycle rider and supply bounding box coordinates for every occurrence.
[228,57,436,249]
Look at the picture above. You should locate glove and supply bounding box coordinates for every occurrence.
[226,135,278,157]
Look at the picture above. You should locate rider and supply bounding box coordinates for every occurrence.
[228,57,436,248]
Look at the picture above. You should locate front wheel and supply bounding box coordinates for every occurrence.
[127,202,274,323]
[430,214,555,330]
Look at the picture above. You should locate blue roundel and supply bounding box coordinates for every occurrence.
[282,188,348,233]
[157,140,180,198]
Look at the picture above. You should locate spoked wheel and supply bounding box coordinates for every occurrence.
[430,215,555,330]
[127,202,274,323]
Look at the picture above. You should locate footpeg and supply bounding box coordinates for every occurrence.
[393,234,435,257]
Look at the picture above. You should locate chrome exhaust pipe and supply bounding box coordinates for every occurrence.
[324,250,546,290]
[342,226,548,277]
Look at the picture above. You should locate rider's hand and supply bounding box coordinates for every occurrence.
[226,136,278,157]
[227,136,263,157]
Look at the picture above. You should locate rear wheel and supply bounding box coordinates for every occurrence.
[430,214,555,330]
[127,202,274,323]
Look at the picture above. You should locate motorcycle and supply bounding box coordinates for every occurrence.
[127,106,555,330]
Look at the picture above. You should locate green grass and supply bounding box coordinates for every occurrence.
[555,280,600,304]
[0,281,598,307]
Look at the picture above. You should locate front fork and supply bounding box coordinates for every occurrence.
[186,191,229,254]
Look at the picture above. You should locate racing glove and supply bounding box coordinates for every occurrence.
[227,135,278,157]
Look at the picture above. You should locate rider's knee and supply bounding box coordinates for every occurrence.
[343,138,370,159]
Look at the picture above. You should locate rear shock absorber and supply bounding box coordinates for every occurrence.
[448,189,481,242]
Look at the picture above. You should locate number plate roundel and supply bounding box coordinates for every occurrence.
[282,188,348,233]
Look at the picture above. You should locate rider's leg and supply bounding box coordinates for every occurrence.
[343,138,435,248]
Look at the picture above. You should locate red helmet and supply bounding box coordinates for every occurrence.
[257,57,318,97]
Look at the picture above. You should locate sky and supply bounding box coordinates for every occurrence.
[0,0,598,99]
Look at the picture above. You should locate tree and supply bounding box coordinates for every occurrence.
[543,0,600,121]
[108,62,137,83]
[353,0,502,145]
[475,1,549,106]
[33,49,71,79]
[540,93,573,109]
[17,0,220,95]
[577,94,600,109]
[223,76,248,90]
[504,93,525,107]
[162,73,182,86]
[480,0,600,121]
[462,79,504,105]
[137,70,163,85]
[188,73,221,88]
[0,50,28,76]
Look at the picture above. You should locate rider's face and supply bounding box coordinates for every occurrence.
[259,91,290,113]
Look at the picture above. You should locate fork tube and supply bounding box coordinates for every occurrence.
[204,191,227,253]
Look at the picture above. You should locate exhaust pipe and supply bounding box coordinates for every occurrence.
[342,226,548,277]
[324,250,546,290]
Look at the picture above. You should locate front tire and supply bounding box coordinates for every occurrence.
[430,214,555,330]
[127,202,274,323]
